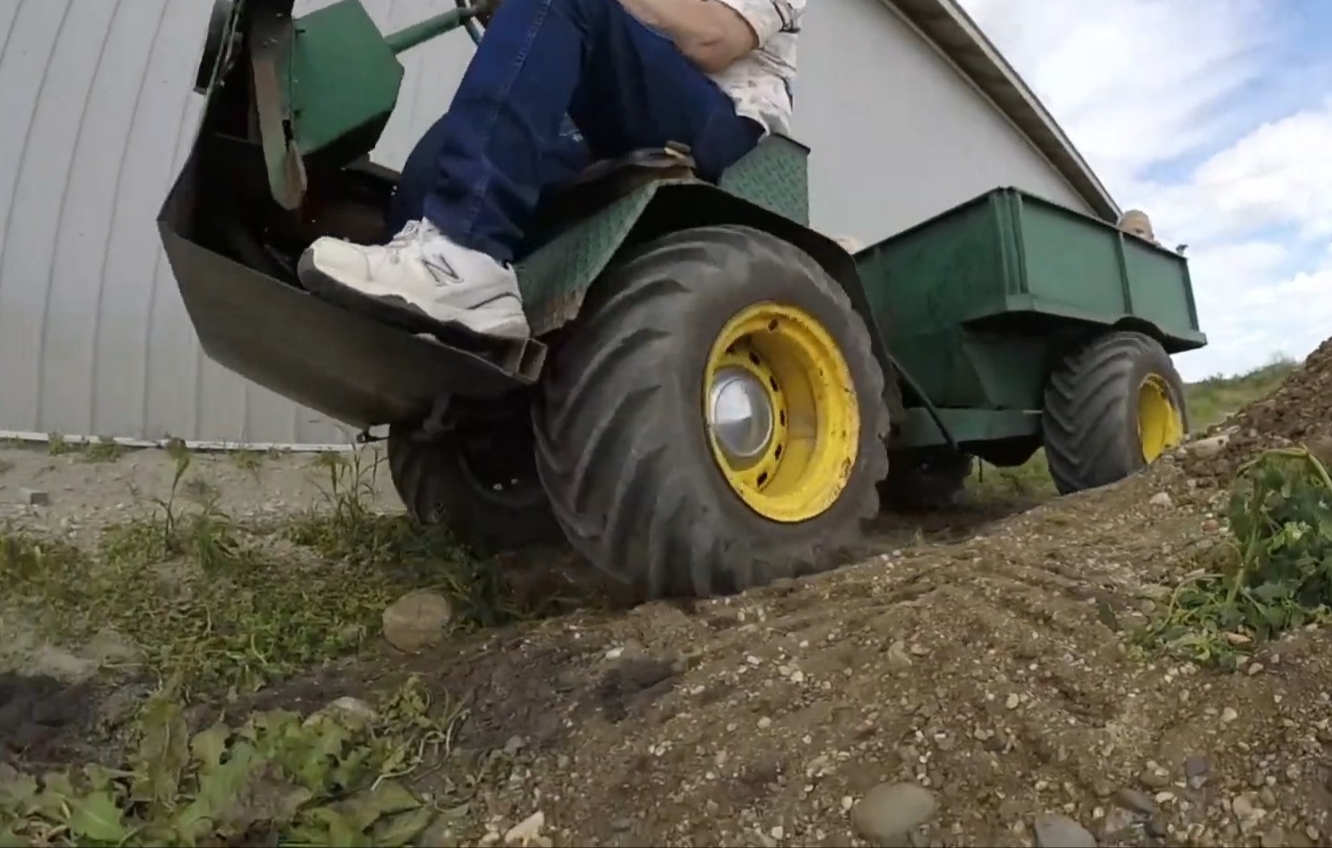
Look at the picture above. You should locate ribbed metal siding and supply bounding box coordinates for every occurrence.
[0,0,1089,445]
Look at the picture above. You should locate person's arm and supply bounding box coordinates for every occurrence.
[615,0,769,73]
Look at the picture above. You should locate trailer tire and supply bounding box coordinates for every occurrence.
[532,224,891,601]
[387,425,561,556]
[1042,330,1188,495]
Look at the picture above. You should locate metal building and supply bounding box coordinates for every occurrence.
[0,0,1115,446]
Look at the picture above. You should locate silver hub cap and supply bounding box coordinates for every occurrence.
[707,366,775,469]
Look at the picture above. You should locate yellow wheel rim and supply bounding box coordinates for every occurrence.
[703,302,859,523]
[1137,373,1185,462]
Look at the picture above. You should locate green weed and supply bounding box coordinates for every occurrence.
[1129,446,1332,668]
[0,677,463,847]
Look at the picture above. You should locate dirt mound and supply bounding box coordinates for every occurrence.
[3,423,1332,846]
[1182,338,1332,483]
[241,468,1332,847]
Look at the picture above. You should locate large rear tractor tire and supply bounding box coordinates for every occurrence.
[1042,330,1188,495]
[532,225,891,600]
[387,424,561,556]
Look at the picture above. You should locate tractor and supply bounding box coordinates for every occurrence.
[160,0,1206,601]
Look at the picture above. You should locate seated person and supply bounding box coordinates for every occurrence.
[298,0,804,341]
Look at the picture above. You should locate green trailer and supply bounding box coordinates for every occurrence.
[160,0,1206,601]
[863,188,1205,503]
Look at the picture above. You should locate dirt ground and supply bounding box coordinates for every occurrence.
[3,340,1332,847]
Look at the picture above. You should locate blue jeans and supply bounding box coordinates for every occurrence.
[388,0,765,264]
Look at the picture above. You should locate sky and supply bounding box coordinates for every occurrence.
[956,0,1332,381]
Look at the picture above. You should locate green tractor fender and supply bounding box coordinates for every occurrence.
[515,167,908,427]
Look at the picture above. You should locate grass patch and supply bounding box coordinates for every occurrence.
[967,453,1056,502]
[1129,446,1332,668]
[81,437,126,464]
[231,450,265,474]
[1,449,540,698]
[1185,355,1298,432]
[0,676,469,847]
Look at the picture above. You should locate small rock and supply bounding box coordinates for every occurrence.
[504,811,550,848]
[1221,706,1239,724]
[1114,787,1157,816]
[1188,434,1231,459]
[1248,662,1265,676]
[850,782,936,845]
[1146,814,1170,838]
[1005,693,1020,710]
[1184,754,1211,789]
[1259,787,1277,808]
[1232,793,1264,825]
[310,696,378,729]
[886,641,913,671]
[1101,807,1139,838]
[20,488,49,506]
[382,590,454,653]
[1149,491,1173,507]
[1139,767,1171,790]
[1034,813,1096,847]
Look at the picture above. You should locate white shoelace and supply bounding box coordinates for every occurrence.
[383,220,461,282]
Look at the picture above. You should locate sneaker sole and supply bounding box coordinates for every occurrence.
[297,253,532,343]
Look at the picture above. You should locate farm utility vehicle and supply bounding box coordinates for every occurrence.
[159,0,1208,600]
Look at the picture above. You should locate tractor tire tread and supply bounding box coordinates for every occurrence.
[532,224,890,600]
[387,428,562,555]
[1042,330,1186,495]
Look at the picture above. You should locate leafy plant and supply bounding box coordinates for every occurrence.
[0,678,459,847]
[1130,446,1332,667]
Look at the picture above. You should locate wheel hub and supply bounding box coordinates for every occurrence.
[1137,373,1185,462]
[707,366,775,468]
[702,302,860,524]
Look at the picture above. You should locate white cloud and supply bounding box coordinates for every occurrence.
[958,0,1332,381]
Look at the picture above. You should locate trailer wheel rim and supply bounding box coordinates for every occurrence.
[1137,373,1184,462]
[704,302,859,523]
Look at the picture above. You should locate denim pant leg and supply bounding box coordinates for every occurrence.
[388,115,589,239]
[418,0,763,264]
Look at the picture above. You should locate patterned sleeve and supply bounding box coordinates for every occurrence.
[711,0,803,45]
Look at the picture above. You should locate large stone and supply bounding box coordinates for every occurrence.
[381,590,453,653]
[850,782,936,846]
[1186,434,1231,459]
[1034,813,1097,847]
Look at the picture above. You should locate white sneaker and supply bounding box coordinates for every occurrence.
[297,219,531,340]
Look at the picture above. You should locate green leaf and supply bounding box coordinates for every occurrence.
[1253,581,1292,602]
[133,696,191,812]
[67,790,129,844]
[369,806,435,846]
[173,739,264,840]
[0,825,28,848]
[190,724,231,772]
[335,780,419,831]
[0,771,38,813]
[291,806,366,847]
[33,771,76,819]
